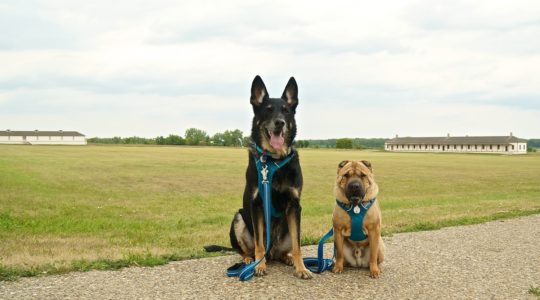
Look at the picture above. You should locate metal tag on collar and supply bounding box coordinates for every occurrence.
[261,150,268,163]
[261,165,269,182]
[353,206,360,214]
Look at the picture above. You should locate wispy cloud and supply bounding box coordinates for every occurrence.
[0,0,539,138]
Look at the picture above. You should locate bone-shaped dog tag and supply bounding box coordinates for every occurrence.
[261,166,269,182]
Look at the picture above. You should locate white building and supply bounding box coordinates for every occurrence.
[0,130,87,145]
[385,134,527,154]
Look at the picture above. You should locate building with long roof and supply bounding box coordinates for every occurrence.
[385,133,527,154]
[0,130,87,145]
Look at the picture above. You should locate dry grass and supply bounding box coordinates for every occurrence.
[1,145,539,277]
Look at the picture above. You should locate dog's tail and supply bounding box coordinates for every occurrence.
[203,245,235,252]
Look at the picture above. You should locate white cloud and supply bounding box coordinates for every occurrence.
[0,0,539,139]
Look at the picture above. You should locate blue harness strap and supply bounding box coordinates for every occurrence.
[335,198,376,241]
[226,144,295,281]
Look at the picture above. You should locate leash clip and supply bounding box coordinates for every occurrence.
[261,165,269,183]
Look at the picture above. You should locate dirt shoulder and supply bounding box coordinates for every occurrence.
[1,214,539,299]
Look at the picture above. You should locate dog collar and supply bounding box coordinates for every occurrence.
[251,142,293,161]
[335,197,376,242]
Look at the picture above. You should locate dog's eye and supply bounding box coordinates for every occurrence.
[281,106,289,113]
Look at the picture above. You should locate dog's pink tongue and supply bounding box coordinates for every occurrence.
[270,133,284,150]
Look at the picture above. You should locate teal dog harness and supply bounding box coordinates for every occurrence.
[335,198,377,241]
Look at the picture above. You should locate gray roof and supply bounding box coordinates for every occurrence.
[0,130,85,137]
[386,135,527,145]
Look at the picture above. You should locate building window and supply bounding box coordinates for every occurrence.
[490,145,492,150]
[497,145,500,150]
[482,145,485,150]
[467,145,470,150]
[511,145,514,150]
[453,145,456,150]
[438,145,440,149]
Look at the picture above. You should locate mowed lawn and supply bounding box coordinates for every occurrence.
[1,145,539,273]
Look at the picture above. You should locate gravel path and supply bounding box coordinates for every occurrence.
[1,215,539,299]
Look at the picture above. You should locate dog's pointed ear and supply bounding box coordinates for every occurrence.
[361,160,372,171]
[281,77,298,109]
[338,160,349,172]
[251,75,268,107]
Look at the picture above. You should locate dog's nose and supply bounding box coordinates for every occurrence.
[350,182,361,192]
[274,119,285,129]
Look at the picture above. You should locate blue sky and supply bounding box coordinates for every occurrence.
[1,0,539,139]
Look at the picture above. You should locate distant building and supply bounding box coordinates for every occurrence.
[0,130,87,145]
[385,133,527,154]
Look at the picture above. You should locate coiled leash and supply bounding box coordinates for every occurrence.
[302,197,377,273]
[302,228,335,273]
[226,144,295,281]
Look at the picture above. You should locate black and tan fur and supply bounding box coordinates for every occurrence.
[332,160,385,278]
[228,75,312,279]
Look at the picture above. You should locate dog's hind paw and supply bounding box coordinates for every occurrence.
[294,268,313,279]
[281,253,294,266]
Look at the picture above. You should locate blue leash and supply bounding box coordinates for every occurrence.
[227,146,294,281]
[303,228,335,273]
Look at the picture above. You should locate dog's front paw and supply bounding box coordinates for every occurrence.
[332,265,343,274]
[369,264,381,278]
[243,256,253,264]
[255,261,267,276]
[294,267,313,279]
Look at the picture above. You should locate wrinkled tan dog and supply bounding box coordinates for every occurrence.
[332,160,385,278]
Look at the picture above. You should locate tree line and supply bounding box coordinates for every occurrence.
[88,128,249,146]
[297,138,386,149]
[89,133,540,150]
[88,129,387,149]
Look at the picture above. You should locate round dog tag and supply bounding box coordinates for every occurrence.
[353,206,360,214]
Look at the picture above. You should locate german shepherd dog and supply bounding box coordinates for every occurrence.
[229,75,312,279]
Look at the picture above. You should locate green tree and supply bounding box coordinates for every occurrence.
[336,138,353,149]
[184,128,208,145]
[165,134,185,145]
[155,136,165,145]
[211,132,226,146]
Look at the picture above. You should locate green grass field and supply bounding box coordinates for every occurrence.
[1,145,539,280]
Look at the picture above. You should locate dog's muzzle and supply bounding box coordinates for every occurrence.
[346,181,365,206]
